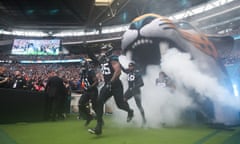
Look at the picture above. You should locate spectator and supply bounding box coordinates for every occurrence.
[11,70,27,89]
[0,66,9,88]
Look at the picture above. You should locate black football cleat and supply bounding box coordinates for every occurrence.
[127,109,134,122]
[88,128,102,135]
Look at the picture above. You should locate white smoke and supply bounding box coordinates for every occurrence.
[111,49,240,128]
[141,65,195,127]
[161,48,240,124]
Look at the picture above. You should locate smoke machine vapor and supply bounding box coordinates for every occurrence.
[112,48,240,128]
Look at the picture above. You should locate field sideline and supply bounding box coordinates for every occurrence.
[0,115,239,144]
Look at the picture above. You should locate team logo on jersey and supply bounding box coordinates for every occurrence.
[128,74,135,81]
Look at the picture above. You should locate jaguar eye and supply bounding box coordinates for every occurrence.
[175,21,196,31]
[129,16,157,30]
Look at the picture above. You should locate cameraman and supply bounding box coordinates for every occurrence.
[78,61,98,126]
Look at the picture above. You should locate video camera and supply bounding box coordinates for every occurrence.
[80,61,88,77]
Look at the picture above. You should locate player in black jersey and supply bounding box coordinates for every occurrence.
[122,62,146,125]
[87,46,134,135]
[78,62,98,126]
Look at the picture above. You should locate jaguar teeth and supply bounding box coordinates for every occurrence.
[131,38,153,49]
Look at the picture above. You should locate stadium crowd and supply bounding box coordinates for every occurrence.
[0,63,87,92]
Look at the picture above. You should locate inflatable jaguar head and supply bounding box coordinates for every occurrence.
[121,13,237,123]
[121,13,233,85]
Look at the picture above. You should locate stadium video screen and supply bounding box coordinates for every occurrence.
[11,39,61,55]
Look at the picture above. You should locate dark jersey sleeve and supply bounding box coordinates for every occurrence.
[120,64,130,73]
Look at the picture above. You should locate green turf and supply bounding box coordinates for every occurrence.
[0,129,16,144]
[0,115,239,144]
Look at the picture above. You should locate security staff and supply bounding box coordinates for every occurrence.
[45,71,66,121]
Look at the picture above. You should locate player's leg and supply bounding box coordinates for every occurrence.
[89,85,111,135]
[89,87,98,116]
[133,89,146,124]
[78,93,92,125]
[112,80,134,122]
[124,88,133,101]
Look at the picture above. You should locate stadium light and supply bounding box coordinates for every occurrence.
[12,30,48,37]
[101,25,129,34]
[0,29,48,37]
[53,30,99,37]
[94,0,114,6]
[169,0,236,20]
[2,30,11,35]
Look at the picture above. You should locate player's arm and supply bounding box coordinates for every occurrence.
[110,60,121,83]
[120,64,129,74]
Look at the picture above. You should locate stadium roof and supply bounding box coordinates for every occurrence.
[0,0,239,34]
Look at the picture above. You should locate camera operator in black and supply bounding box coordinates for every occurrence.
[78,62,98,126]
[122,62,146,125]
[87,46,134,135]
